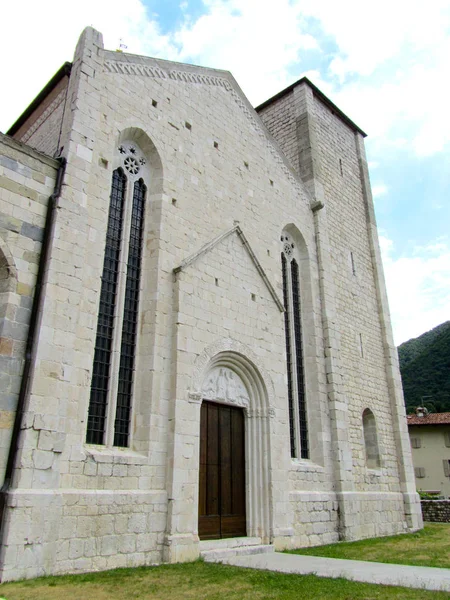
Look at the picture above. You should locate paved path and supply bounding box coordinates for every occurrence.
[221,552,450,592]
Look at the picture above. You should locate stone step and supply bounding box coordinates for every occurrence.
[201,544,275,562]
[199,536,262,552]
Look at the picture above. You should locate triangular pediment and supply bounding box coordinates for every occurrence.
[173,225,284,312]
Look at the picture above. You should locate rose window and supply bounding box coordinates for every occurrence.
[124,156,140,175]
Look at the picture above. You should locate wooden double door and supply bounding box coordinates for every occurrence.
[198,401,247,540]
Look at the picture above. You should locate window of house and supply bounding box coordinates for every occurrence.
[363,408,381,469]
[410,437,421,448]
[415,467,426,478]
[86,142,147,447]
[281,232,309,459]
[443,460,450,477]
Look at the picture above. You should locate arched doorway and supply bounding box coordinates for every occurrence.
[195,351,272,542]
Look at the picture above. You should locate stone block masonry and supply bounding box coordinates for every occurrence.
[9,68,70,158]
[0,134,57,483]
[421,500,450,522]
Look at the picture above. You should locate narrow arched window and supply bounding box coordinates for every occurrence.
[87,168,126,445]
[281,233,309,459]
[363,408,381,469]
[114,179,146,447]
[87,143,147,447]
[281,253,296,456]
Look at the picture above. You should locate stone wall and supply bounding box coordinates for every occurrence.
[257,81,421,537]
[311,95,400,490]
[421,500,450,522]
[0,134,57,482]
[258,86,401,492]
[257,90,298,174]
[3,488,166,581]
[11,75,69,158]
[289,491,339,548]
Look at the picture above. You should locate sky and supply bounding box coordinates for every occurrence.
[1,0,449,345]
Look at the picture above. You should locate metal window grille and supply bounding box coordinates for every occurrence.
[114,179,146,447]
[282,253,296,458]
[86,168,126,444]
[291,259,309,459]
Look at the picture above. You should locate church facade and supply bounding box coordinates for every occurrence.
[0,27,422,581]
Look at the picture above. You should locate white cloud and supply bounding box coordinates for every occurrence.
[173,0,319,105]
[0,0,177,132]
[3,0,450,159]
[372,184,388,199]
[332,51,450,157]
[1,0,317,130]
[300,0,450,78]
[380,235,450,345]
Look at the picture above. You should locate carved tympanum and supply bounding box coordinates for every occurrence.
[201,367,250,407]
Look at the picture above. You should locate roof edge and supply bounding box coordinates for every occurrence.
[255,76,367,138]
[0,132,60,168]
[407,412,450,426]
[7,62,72,136]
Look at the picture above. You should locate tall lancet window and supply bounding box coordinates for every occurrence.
[86,143,147,447]
[114,178,146,447]
[281,233,309,459]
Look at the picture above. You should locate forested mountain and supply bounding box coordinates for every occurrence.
[398,321,450,413]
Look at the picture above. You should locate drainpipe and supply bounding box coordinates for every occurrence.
[0,156,66,551]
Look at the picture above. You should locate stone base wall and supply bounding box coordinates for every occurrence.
[288,491,340,548]
[286,491,410,550]
[421,500,450,522]
[0,490,167,581]
[339,492,409,541]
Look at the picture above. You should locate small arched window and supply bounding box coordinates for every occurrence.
[86,142,147,448]
[281,232,309,459]
[363,408,381,469]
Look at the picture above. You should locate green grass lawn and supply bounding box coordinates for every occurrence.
[286,523,450,569]
[0,560,449,600]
